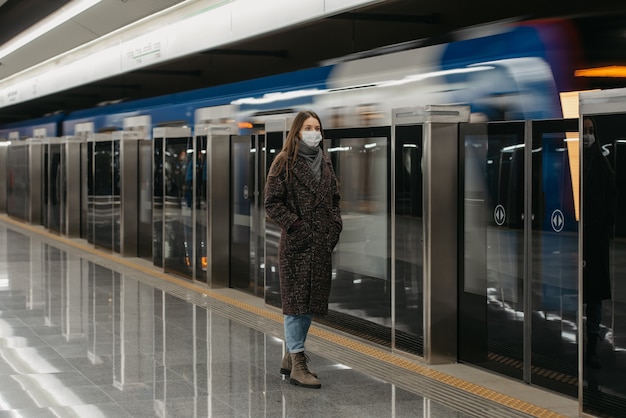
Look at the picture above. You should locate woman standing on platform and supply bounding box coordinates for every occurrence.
[582,116,617,369]
[264,110,343,389]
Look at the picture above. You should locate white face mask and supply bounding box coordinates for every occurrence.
[300,131,322,147]
[583,134,595,148]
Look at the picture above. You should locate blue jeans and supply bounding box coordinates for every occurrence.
[284,314,312,353]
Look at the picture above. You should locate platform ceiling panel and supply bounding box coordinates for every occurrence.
[0,0,384,110]
[0,0,187,79]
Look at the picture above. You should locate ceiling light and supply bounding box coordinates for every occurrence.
[0,0,102,60]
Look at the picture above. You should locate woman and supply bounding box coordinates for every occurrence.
[264,110,342,388]
[582,116,617,368]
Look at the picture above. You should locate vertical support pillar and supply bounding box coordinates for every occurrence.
[116,131,143,257]
[392,105,469,364]
[425,120,463,364]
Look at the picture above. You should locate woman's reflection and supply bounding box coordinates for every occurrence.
[582,116,617,369]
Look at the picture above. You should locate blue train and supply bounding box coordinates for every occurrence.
[0,18,581,139]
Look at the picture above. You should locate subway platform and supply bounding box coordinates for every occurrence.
[0,216,578,418]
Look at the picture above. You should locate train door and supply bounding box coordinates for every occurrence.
[579,89,626,417]
[459,119,579,397]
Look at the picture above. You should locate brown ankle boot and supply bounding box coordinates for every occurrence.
[280,351,317,377]
[289,352,321,389]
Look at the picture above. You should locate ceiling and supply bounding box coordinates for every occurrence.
[0,0,69,46]
[1,0,626,124]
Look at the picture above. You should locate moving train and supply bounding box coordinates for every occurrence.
[0,15,593,140]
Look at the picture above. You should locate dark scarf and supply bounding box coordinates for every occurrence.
[298,141,322,182]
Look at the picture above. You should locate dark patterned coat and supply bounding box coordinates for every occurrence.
[264,152,342,316]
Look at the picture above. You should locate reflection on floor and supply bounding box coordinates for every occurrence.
[0,218,577,417]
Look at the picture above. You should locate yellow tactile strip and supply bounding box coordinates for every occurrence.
[1,216,568,418]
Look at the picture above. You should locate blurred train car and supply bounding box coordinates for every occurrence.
[44,17,578,138]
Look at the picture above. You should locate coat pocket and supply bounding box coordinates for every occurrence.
[285,223,311,252]
[326,224,341,253]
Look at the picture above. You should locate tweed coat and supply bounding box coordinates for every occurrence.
[264,151,342,316]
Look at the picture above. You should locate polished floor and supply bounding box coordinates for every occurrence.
[0,217,579,417]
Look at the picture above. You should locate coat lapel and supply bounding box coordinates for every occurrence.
[292,154,330,202]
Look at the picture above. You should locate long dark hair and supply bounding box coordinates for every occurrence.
[272,110,324,174]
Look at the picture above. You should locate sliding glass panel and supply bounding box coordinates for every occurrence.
[153,137,163,267]
[195,135,208,284]
[163,137,193,279]
[459,122,525,380]
[323,127,391,346]
[230,135,254,291]
[394,124,424,356]
[6,145,29,222]
[264,131,285,308]
[530,119,578,397]
[93,140,113,251]
[112,140,121,253]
